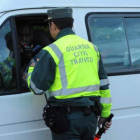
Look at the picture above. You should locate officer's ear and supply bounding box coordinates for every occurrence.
[49,22,57,30]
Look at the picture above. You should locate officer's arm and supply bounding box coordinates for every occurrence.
[27,50,56,95]
[98,55,112,118]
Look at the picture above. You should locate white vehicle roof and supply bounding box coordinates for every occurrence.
[0,13,3,18]
[1,0,140,14]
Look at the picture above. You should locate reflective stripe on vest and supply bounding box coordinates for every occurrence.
[94,45,98,54]
[93,45,100,71]
[49,43,68,87]
[48,43,100,96]
[30,79,44,95]
[100,97,112,104]
[28,72,32,78]
[49,85,100,96]
[100,79,109,86]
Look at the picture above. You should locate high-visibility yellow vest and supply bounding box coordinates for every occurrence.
[43,35,100,99]
[27,34,112,117]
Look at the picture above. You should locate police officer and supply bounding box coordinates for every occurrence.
[27,7,112,140]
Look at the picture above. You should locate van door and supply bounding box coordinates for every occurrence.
[0,13,52,140]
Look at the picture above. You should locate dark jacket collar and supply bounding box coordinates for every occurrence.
[56,28,75,40]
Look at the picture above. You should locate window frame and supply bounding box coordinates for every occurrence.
[85,12,140,76]
[0,13,48,96]
[0,17,22,96]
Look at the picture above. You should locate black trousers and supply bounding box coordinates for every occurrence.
[51,111,98,140]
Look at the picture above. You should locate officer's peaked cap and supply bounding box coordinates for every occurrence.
[47,7,73,21]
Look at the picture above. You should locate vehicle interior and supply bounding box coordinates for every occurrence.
[0,14,54,94]
[16,15,54,91]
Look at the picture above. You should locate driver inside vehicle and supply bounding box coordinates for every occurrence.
[17,21,42,88]
[0,21,42,92]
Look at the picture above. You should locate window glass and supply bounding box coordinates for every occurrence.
[88,17,130,71]
[124,18,140,68]
[0,21,17,93]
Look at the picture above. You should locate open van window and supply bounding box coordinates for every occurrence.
[15,15,53,92]
[0,14,53,94]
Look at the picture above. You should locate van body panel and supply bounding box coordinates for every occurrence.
[0,120,51,140]
[0,92,46,125]
[0,92,52,140]
[0,13,4,18]
[0,9,47,25]
[76,0,140,8]
[0,0,77,13]
[1,0,140,13]
[0,91,52,139]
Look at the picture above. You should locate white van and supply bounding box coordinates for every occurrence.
[0,0,140,140]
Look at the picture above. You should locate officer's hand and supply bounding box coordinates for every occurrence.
[98,117,112,133]
[30,63,35,67]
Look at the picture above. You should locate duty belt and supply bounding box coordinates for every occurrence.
[64,106,97,116]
